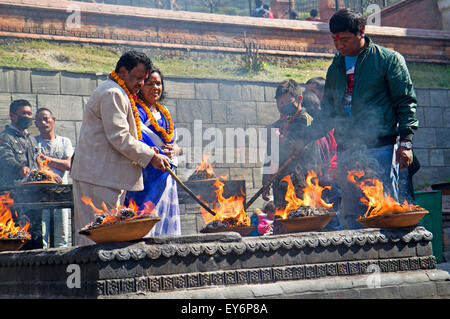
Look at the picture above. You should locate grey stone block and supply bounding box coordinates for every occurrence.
[430,149,445,167]
[241,84,266,102]
[430,89,448,107]
[176,99,211,123]
[413,128,436,148]
[424,107,444,127]
[162,98,177,123]
[443,107,450,128]
[0,69,10,92]
[412,148,429,167]
[415,89,431,107]
[11,70,32,94]
[54,121,77,147]
[256,101,277,126]
[60,71,98,96]
[398,282,438,298]
[436,128,450,148]
[195,82,219,100]
[165,80,195,99]
[31,71,60,94]
[264,85,277,103]
[37,94,84,121]
[0,93,11,119]
[227,101,257,125]
[444,149,450,166]
[219,82,242,101]
[435,281,450,297]
[211,101,227,123]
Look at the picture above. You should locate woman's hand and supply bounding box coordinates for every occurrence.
[162,143,182,159]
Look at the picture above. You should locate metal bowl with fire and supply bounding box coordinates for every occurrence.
[79,197,161,243]
[0,193,31,251]
[274,171,337,233]
[23,154,63,184]
[348,170,428,228]
[199,177,256,237]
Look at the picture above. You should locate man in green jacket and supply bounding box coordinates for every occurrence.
[303,9,418,229]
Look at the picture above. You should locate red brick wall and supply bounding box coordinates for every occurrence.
[381,0,443,30]
[0,0,448,64]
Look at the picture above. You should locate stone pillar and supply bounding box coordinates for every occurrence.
[438,0,450,30]
[319,0,345,22]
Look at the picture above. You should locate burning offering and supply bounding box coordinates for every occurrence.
[79,197,161,243]
[0,193,31,251]
[347,170,428,228]
[275,171,337,233]
[199,177,255,236]
[188,154,216,181]
[25,154,62,184]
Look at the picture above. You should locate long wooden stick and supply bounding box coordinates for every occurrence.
[244,147,303,211]
[166,167,216,216]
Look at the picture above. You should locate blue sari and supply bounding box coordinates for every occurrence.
[125,102,181,236]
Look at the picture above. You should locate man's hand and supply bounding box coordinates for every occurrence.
[262,186,271,201]
[150,153,170,172]
[19,166,30,177]
[396,146,413,170]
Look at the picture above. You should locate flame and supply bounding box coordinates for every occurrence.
[0,193,31,239]
[35,154,62,183]
[81,196,157,227]
[347,170,421,218]
[275,170,333,219]
[199,177,250,227]
[195,154,215,178]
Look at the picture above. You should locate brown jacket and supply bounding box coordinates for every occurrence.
[71,78,155,191]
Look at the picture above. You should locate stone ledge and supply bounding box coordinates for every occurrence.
[113,269,449,299]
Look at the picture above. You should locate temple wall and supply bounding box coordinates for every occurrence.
[0,67,449,237]
[0,0,448,64]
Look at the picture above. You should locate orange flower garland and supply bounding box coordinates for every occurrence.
[136,97,175,143]
[109,70,143,140]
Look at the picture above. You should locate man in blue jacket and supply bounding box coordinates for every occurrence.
[302,9,418,229]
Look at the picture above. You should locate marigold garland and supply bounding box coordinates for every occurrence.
[109,70,143,140]
[136,97,175,143]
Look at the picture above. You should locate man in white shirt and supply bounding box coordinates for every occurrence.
[35,107,74,247]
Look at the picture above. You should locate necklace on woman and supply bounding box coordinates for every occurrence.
[109,70,143,140]
[136,97,175,143]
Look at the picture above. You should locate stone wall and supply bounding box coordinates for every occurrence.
[0,67,449,236]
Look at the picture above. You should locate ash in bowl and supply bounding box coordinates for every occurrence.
[202,217,244,232]
[287,206,330,218]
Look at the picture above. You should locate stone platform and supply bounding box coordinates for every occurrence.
[0,227,448,298]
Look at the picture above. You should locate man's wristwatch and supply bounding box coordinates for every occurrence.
[400,141,413,150]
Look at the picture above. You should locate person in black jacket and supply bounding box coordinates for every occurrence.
[0,99,43,249]
[0,99,39,186]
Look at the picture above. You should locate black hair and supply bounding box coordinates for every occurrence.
[115,50,153,73]
[289,10,298,19]
[10,99,31,114]
[275,79,302,100]
[302,90,321,116]
[310,9,318,17]
[255,0,263,7]
[36,107,53,117]
[329,9,366,35]
[306,77,325,91]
